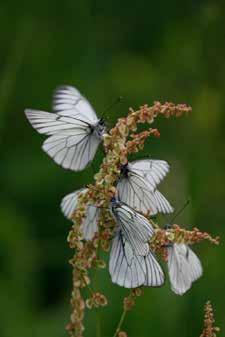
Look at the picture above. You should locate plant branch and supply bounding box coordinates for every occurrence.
[113,309,127,337]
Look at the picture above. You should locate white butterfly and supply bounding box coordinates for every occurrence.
[61,188,99,240]
[117,159,173,215]
[25,85,106,171]
[109,197,165,288]
[167,243,203,295]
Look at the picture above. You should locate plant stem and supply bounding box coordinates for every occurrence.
[113,309,127,337]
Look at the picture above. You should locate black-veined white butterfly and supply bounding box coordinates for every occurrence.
[61,188,99,240]
[117,159,173,215]
[109,197,165,288]
[167,242,203,295]
[25,85,106,171]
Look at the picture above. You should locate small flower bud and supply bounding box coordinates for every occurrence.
[86,298,94,309]
[123,296,135,311]
[93,259,106,269]
[132,287,143,297]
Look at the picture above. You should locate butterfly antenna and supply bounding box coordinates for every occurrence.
[170,199,190,223]
[101,96,123,119]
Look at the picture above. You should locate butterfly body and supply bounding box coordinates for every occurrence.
[120,163,129,178]
[92,118,106,139]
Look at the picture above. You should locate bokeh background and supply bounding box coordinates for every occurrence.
[0,1,224,336]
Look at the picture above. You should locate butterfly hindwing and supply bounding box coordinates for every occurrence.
[42,129,100,171]
[117,174,158,215]
[153,190,174,214]
[144,251,165,287]
[61,188,99,240]
[109,231,147,288]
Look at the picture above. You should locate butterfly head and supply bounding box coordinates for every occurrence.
[110,196,121,208]
[120,162,129,177]
[94,119,107,138]
[164,224,172,230]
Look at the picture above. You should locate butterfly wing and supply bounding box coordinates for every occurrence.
[61,188,99,240]
[186,246,203,282]
[167,243,202,295]
[144,251,165,287]
[52,85,99,125]
[60,189,83,219]
[111,203,154,256]
[25,86,102,171]
[167,244,192,295]
[117,173,158,215]
[109,231,146,288]
[83,205,99,240]
[42,129,101,171]
[25,109,88,135]
[129,159,170,190]
[153,190,174,214]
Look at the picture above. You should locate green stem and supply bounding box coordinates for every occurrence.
[113,309,127,337]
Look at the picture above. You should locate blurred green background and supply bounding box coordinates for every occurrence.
[0,1,224,336]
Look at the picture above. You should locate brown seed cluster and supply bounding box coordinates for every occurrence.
[200,301,220,337]
[86,292,108,309]
[65,101,219,337]
[123,288,143,311]
[150,224,219,260]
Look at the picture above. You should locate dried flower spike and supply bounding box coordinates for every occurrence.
[200,301,220,337]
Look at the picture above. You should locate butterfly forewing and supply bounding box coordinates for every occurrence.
[52,86,99,125]
[129,159,170,190]
[112,203,154,256]
[25,109,87,135]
